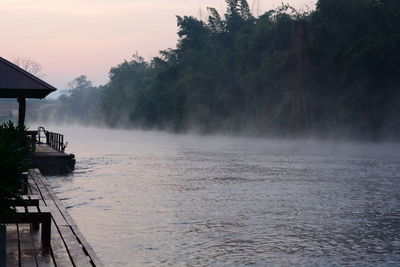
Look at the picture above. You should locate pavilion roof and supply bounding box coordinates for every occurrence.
[0,57,56,98]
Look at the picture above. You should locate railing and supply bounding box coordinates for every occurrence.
[45,131,65,152]
[26,127,66,153]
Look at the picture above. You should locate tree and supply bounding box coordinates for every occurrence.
[67,75,93,91]
[238,0,253,20]
[13,57,45,78]
[207,7,224,33]
[28,0,400,139]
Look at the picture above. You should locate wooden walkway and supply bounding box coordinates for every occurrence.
[33,144,75,175]
[4,169,102,266]
[35,144,67,156]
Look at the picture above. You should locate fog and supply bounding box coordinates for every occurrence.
[14,0,397,142]
[33,125,400,266]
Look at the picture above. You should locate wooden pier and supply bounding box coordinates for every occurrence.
[34,144,75,175]
[3,169,102,266]
[28,129,76,175]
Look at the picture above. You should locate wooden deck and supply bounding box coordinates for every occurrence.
[33,144,75,175]
[35,144,68,156]
[3,169,102,266]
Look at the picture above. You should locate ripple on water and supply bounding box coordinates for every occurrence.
[44,128,400,266]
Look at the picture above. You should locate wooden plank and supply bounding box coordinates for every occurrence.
[47,191,102,266]
[6,224,19,267]
[28,174,47,207]
[27,176,38,195]
[57,225,91,267]
[33,182,70,227]
[30,181,39,194]
[71,225,103,267]
[28,183,39,195]
[50,210,70,227]
[16,206,26,213]
[49,223,74,267]
[33,172,77,227]
[28,168,102,266]
[18,224,38,267]
[30,226,55,267]
[28,206,38,213]
[30,195,40,200]
[38,206,49,214]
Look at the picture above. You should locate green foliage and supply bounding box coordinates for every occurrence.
[34,0,400,139]
[0,121,35,156]
[0,141,27,196]
[101,54,154,127]
[308,0,400,138]
[0,121,32,218]
[32,75,102,125]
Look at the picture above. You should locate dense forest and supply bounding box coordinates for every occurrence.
[30,0,400,139]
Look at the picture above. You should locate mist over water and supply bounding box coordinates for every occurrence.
[39,125,400,266]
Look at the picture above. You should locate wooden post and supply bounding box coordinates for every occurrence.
[57,134,60,151]
[0,224,5,267]
[18,97,26,126]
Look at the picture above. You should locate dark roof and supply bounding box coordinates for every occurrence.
[0,57,56,98]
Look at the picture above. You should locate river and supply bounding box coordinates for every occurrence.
[38,126,400,266]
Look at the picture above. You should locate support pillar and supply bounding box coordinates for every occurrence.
[0,224,5,267]
[18,97,26,126]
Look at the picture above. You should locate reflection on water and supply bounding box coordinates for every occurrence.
[42,126,400,266]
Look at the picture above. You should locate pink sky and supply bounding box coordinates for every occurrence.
[1,0,316,93]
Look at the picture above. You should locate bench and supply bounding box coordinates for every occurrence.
[9,195,42,230]
[2,205,52,247]
[9,195,40,207]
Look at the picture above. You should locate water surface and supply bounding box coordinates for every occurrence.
[41,126,400,266]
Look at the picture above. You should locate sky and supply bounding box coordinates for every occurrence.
[1,0,316,92]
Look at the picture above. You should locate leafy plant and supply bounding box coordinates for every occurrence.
[0,121,34,219]
[0,121,35,156]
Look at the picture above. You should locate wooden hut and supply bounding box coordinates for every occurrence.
[0,57,56,125]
